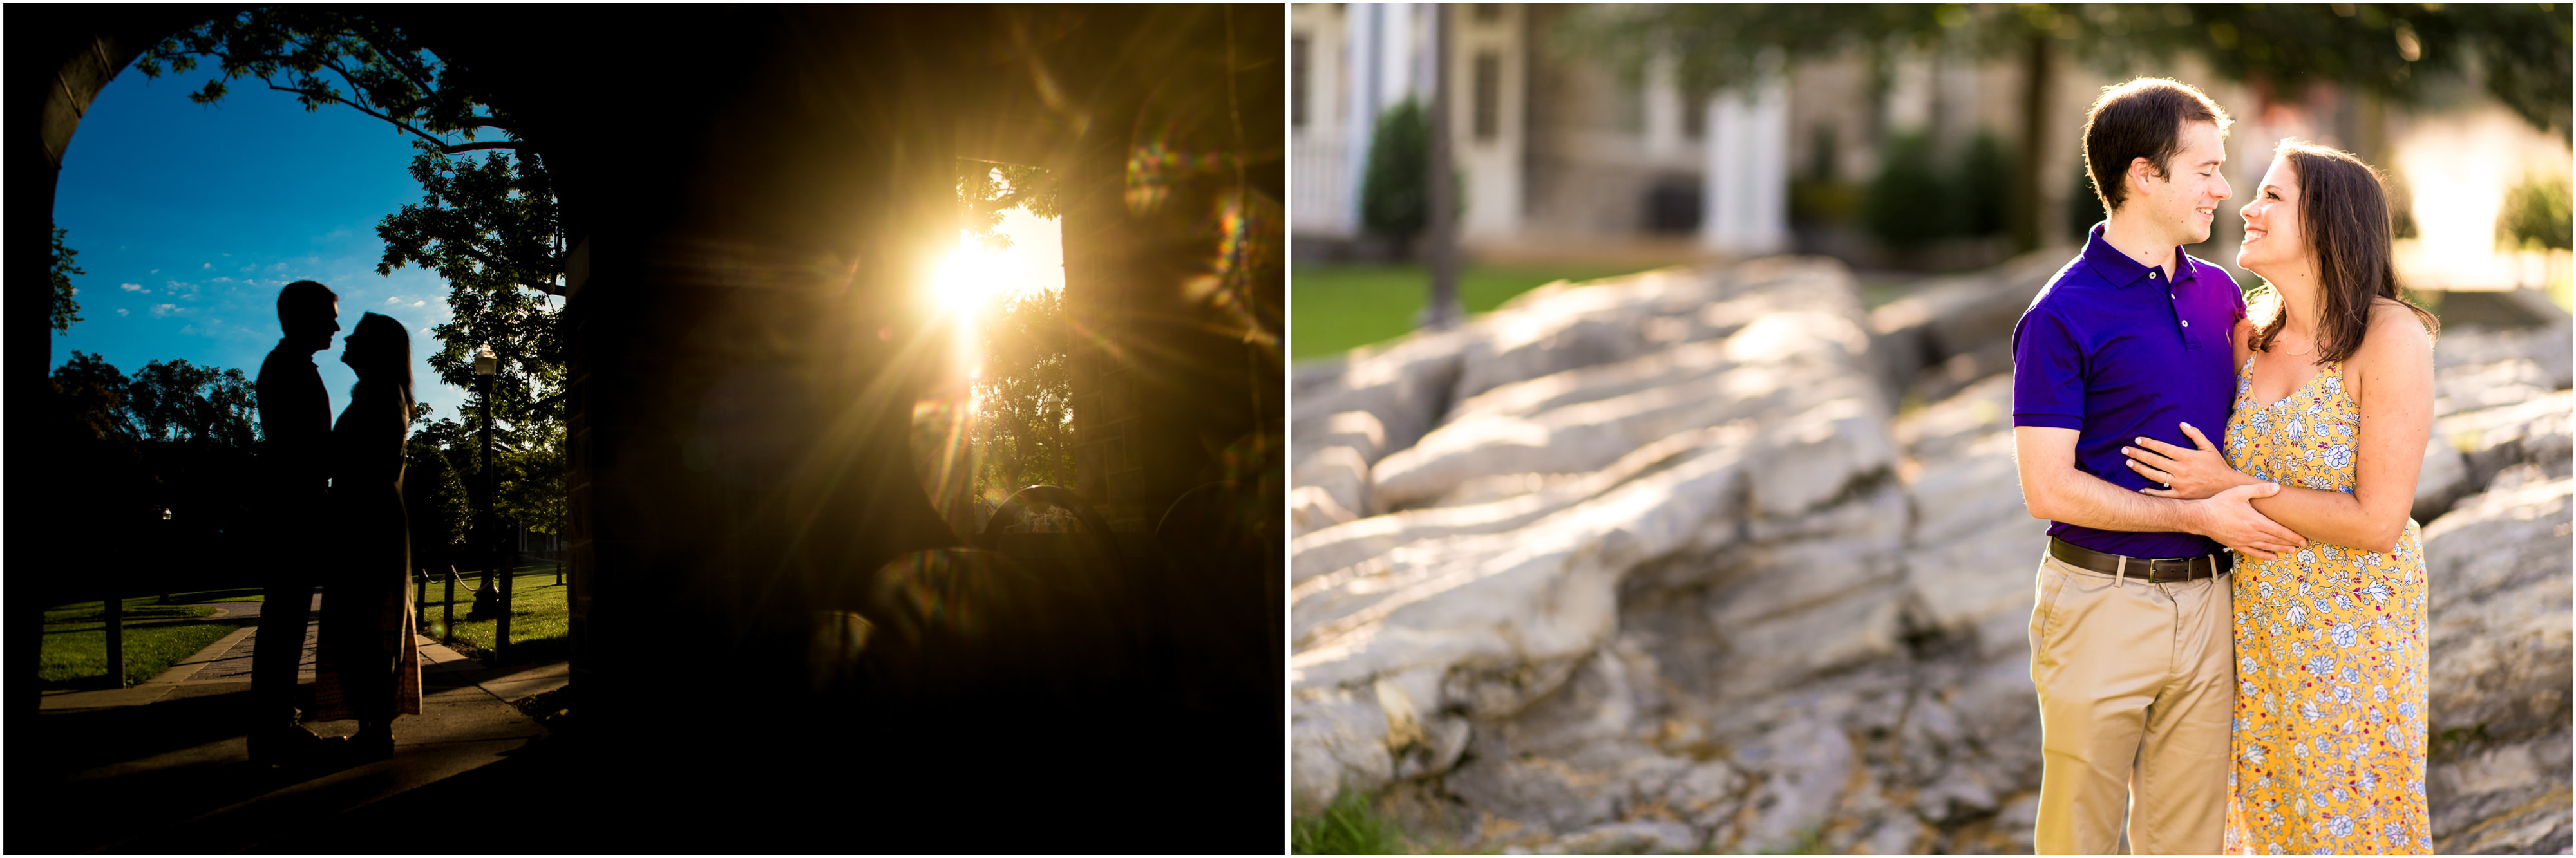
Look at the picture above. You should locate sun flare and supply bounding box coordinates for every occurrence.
[933,233,1012,313]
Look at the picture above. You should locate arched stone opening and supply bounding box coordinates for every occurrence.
[17,6,1280,846]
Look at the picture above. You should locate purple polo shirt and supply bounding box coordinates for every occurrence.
[2012,223,2246,559]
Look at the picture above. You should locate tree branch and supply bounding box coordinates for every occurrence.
[265,82,454,151]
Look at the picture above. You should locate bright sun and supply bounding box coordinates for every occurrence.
[933,234,1011,313]
[929,207,1065,315]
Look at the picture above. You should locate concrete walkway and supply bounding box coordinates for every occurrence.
[23,590,571,854]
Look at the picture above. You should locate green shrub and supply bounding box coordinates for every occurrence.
[2068,163,2108,241]
[1957,132,2014,238]
[1865,132,2014,252]
[1864,133,1953,251]
[1790,177,1861,225]
[2499,173,2571,251]
[1361,98,1432,249]
[1292,790,1403,854]
[1358,98,1464,256]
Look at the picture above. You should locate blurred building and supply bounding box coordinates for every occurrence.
[1291,3,2571,286]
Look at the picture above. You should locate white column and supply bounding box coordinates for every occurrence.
[1701,75,1791,256]
[1341,3,1384,235]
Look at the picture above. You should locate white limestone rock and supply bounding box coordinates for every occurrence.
[2421,474,2573,745]
[1291,445,1372,526]
[1540,820,1702,855]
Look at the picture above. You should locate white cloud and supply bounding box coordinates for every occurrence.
[148,268,158,274]
[412,300,425,306]
[120,283,146,292]
[150,303,184,318]
[116,308,130,317]
[202,263,212,270]
[387,295,404,304]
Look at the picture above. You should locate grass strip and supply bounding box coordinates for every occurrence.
[419,564,571,664]
[41,620,242,687]
[1290,263,1668,360]
[1292,790,1405,855]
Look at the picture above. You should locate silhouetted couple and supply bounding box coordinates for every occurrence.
[249,281,421,765]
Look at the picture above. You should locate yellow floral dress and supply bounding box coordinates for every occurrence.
[2221,357,2430,854]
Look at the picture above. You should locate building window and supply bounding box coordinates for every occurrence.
[1472,51,1501,143]
[1291,35,1310,129]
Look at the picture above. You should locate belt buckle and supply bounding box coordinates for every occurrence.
[2155,554,2208,581]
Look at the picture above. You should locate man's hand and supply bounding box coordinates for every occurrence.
[2190,481,2304,560]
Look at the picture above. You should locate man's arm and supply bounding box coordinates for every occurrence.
[2014,425,2304,559]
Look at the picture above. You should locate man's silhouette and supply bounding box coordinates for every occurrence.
[249,281,341,764]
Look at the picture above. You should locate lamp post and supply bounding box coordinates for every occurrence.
[473,344,508,659]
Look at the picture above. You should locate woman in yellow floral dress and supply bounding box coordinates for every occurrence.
[2119,140,2438,854]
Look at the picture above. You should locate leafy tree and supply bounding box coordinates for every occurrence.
[52,227,84,335]
[972,288,1076,498]
[135,8,520,155]
[496,420,567,537]
[958,163,1061,251]
[1558,4,2574,252]
[378,140,566,436]
[53,351,137,440]
[2076,4,2571,142]
[406,410,474,566]
[124,359,258,447]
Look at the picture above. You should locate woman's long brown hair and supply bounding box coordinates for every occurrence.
[347,312,417,416]
[2251,140,2438,362]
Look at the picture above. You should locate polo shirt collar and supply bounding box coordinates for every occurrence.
[2079,222,2196,289]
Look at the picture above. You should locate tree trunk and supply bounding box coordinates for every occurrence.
[2013,33,2052,253]
[1423,3,1463,330]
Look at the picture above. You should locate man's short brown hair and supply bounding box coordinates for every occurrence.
[2082,78,2232,214]
[276,279,337,321]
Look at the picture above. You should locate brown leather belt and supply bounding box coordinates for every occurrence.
[2048,537,2233,583]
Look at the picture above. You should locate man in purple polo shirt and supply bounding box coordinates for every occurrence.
[2011,79,2307,854]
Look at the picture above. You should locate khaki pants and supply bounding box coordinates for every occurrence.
[2028,553,2234,855]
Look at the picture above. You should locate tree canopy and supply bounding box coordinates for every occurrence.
[136,8,522,155]
[972,287,1075,498]
[1558,3,2571,138]
[379,140,567,433]
[140,8,569,534]
[959,162,1061,251]
[52,227,85,335]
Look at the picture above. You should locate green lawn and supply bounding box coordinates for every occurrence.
[417,562,571,664]
[39,596,233,687]
[1291,262,1675,360]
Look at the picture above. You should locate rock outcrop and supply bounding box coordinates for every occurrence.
[1291,257,2573,854]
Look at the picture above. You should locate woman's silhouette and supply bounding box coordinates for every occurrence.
[311,312,421,758]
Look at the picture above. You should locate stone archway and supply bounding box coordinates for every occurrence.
[18,6,1280,846]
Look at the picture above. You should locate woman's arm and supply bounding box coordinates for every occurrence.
[2127,303,2433,552]
[2117,315,2264,498]
[2145,304,2433,552]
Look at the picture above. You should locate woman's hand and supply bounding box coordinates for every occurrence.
[2124,421,2257,500]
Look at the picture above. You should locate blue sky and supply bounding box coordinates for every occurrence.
[53,59,1064,428]
[52,64,469,420]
